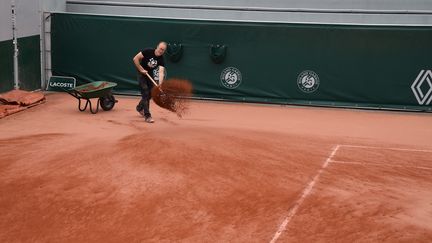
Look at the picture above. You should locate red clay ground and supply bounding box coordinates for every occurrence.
[0,92,431,242]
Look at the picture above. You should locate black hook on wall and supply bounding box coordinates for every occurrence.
[209,44,227,64]
[166,43,183,63]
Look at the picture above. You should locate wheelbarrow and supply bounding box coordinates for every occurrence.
[65,81,118,114]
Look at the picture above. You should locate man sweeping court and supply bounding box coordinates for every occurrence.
[133,41,167,123]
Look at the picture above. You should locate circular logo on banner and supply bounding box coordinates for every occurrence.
[297,70,320,93]
[220,67,242,89]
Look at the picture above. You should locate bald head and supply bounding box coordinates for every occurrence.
[155,41,167,56]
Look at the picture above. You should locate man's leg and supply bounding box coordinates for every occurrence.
[136,75,148,115]
[136,91,146,116]
[137,74,155,120]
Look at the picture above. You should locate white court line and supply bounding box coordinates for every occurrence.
[340,144,432,153]
[331,160,432,171]
[269,145,340,243]
[269,144,431,243]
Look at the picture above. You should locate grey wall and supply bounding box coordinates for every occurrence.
[0,0,66,41]
[1,0,66,41]
[66,0,432,10]
[0,0,66,92]
[65,0,432,25]
[0,0,13,42]
[14,0,40,38]
[41,0,66,12]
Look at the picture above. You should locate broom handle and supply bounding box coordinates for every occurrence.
[144,72,160,87]
[144,72,164,93]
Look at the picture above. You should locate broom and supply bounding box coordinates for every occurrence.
[145,73,193,117]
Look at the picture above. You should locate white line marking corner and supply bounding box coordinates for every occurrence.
[269,145,340,243]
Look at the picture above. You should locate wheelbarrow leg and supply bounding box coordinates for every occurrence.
[77,97,100,114]
[88,98,100,114]
[78,98,90,112]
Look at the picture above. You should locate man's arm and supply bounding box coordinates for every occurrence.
[132,52,147,75]
[158,66,165,84]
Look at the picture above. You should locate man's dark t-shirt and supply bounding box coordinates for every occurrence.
[140,48,165,80]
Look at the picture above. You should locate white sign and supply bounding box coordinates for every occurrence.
[297,70,320,93]
[48,76,76,91]
[220,67,242,89]
[411,70,432,105]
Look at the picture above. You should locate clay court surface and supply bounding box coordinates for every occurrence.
[1,92,431,242]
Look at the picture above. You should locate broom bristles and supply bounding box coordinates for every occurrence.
[151,78,193,117]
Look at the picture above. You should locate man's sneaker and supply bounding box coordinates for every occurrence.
[145,116,154,123]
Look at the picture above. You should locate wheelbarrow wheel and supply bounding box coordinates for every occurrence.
[99,94,117,111]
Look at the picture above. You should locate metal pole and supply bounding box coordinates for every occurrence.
[11,0,19,90]
[40,9,46,90]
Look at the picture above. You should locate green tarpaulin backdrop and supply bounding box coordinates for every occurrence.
[51,13,432,111]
